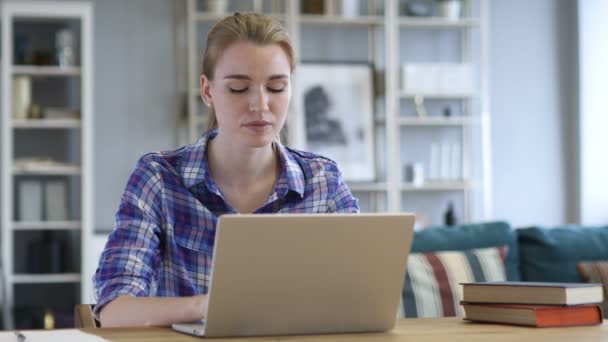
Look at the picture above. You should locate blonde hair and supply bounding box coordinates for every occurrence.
[201,12,296,132]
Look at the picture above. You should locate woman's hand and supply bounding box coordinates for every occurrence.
[99,294,209,327]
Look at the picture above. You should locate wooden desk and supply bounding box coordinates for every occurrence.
[84,317,608,341]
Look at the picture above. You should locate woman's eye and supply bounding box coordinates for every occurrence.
[229,87,247,93]
[267,87,285,93]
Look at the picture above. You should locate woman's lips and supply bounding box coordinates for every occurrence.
[243,120,271,127]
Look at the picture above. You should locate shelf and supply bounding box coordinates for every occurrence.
[12,118,81,129]
[12,65,81,76]
[398,17,479,28]
[348,182,387,192]
[13,164,81,176]
[12,274,81,284]
[401,181,471,191]
[399,92,474,99]
[398,117,473,126]
[13,221,81,230]
[299,15,383,26]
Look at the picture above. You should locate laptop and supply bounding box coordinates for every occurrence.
[172,213,415,338]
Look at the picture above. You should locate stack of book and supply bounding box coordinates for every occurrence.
[460,282,604,327]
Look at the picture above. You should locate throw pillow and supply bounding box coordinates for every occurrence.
[577,261,608,318]
[401,246,507,318]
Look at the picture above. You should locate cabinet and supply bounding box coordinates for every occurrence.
[181,0,490,225]
[1,2,93,329]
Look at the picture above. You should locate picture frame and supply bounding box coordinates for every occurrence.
[296,62,375,182]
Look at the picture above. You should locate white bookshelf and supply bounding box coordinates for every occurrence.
[1,2,94,329]
[181,1,490,221]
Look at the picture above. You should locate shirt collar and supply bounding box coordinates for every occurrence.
[181,129,305,198]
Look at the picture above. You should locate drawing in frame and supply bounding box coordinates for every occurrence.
[296,62,375,182]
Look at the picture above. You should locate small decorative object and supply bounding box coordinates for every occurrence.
[324,0,338,15]
[436,0,462,20]
[28,104,43,119]
[414,95,428,117]
[11,76,32,119]
[443,106,452,117]
[404,0,434,17]
[206,0,228,14]
[444,201,457,226]
[31,49,53,65]
[14,34,29,65]
[340,0,360,17]
[297,63,375,181]
[301,0,324,14]
[55,29,76,67]
[404,162,425,187]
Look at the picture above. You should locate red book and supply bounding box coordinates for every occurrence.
[461,302,603,328]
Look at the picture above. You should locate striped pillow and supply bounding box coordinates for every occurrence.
[400,246,507,318]
[577,261,608,318]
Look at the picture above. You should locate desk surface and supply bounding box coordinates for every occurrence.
[84,317,608,342]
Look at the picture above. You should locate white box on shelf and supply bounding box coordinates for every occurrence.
[401,64,439,94]
[450,143,461,180]
[44,179,68,221]
[18,179,43,221]
[440,143,451,180]
[437,64,473,94]
[429,143,440,180]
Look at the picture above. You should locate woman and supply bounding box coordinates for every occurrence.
[94,13,359,327]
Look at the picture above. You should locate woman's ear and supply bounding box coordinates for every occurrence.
[200,75,213,107]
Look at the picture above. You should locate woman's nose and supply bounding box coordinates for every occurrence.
[249,87,269,112]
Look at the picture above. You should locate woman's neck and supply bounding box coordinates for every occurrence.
[207,133,278,189]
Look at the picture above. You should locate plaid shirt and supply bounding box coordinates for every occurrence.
[93,129,359,316]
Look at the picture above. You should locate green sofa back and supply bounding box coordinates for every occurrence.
[517,225,608,282]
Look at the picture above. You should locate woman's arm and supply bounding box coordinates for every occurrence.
[99,294,208,327]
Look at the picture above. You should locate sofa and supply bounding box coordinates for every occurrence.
[400,221,608,318]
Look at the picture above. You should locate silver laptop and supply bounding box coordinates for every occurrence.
[172,213,415,338]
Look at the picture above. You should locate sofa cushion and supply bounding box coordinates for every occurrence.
[518,225,608,282]
[577,261,608,318]
[411,221,519,280]
[401,246,507,318]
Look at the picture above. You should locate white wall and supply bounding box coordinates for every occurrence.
[578,0,608,225]
[489,0,577,227]
[93,0,179,231]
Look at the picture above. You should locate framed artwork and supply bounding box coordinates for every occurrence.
[297,62,375,182]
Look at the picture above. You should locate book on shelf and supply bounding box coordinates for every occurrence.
[461,302,603,328]
[461,281,604,306]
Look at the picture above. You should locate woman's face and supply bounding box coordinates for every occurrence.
[201,41,291,148]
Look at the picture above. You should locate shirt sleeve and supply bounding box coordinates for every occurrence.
[93,158,165,318]
[327,168,360,213]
